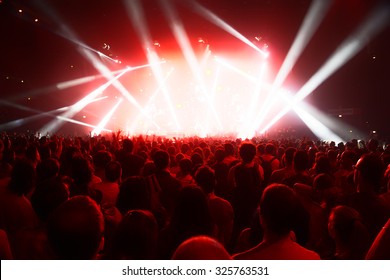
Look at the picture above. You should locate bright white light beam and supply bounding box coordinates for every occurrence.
[261,4,390,134]
[159,0,222,130]
[125,0,180,130]
[250,0,333,133]
[40,68,130,135]
[92,98,123,136]
[190,1,268,57]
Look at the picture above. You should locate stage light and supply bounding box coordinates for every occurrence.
[260,2,390,134]
[92,98,123,136]
[189,1,268,58]
[250,0,333,136]
[159,0,222,131]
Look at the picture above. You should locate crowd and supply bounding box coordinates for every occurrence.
[0,131,389,260]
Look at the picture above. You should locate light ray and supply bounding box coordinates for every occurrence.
[92,98,123,136]
[261,3,390,134]
[189,1,268,57]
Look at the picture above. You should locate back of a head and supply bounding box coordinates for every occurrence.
[31,176,69,222]
[172,236,231,260]
[194,165,216,194]
[214,148,225,163]
[105,161,122,183]
[47,195,104,259]
[171,186,212,235]
[314,156,332,174]
[110,210,158,259]
[265,143,276,155]
[93,151,112,170]
[8,159,36,196]
[239,142,256,163]
[179,158,193,175]
[122,138,134,153]
[224,142,235,156]
[70,155,93,185]
[36,158,60,182]
[116,176,150,214]
[284,147,297,166]
[293,150,309,172]
[190,152,204,166]
[355,153,384,191]
[152,150,170,170]
[260,184,301,236]
[328,205,370,259]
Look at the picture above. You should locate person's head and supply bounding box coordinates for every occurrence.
[31,176,69,222]
[122,138,134,153]
[314,155,332,175]
[194,165,216,194]
[8,159,36,196]
[328,205,370,259]
[104,161,122,183]
[224,142,235,156]
[283,147,297,166]
[259,184,302,237]
[152,150,170,170]
[293,150,309,172]
[367,138,379,153]
[179,158,193,175]
[93,151,112,171]
[47,195,104,259]
[172,236,231,260]
[265,143,276,156]
[354,153,384,193]
[190,152,204,166]
[70,155,93,186]
[171,186,212,237]
[239,142,256,163]
[109,210,158,260]
[116,176,150,215]
[36,158,60,183]
[339,150,357,169]
[214,148,225,163]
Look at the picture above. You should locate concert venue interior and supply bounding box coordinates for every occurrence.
[1,0,389,140]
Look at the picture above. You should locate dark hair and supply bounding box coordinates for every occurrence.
[152,150,170,170]
[195,165,216,194]
[355,153,384,190]
[293,150,309,172]
[107,210,158,259]
[8,159,36,196]
[260,184,302,235]
[239,142,256,163]
[31,176,69,222]
[116,176,150,215]
[47,195,104,259]
[105,161,122,182]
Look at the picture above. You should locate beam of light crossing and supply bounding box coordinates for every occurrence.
[261,3,390,134]
[238,62,268,139]
[250,0,333,135]
[125,0,180,131]
[36,0,155,131]
[92,98,123,136]
[189,1,268,57]
[40,68,130,135]
[0,95,108,130]
[127,67,175,135]
[159,0,222,131]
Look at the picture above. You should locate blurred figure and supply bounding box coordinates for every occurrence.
[233,184,319,260]
[47,196,104,259]
[328,205,370,259]
[172,236,231,260]
[105,210,158,260]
